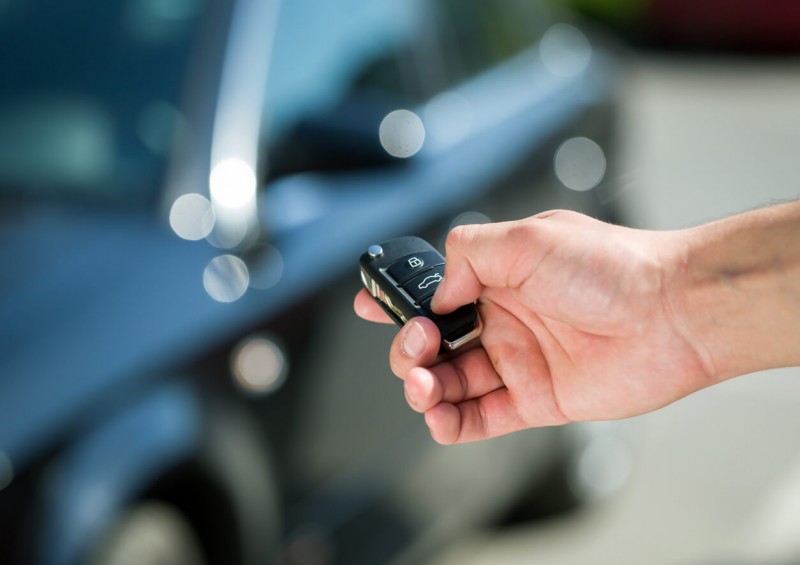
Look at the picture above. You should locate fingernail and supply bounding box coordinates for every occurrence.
[401,321,427,358]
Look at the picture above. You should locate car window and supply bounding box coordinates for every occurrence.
[0,0,562,206]
[264,0,421,140]
[263,0,560,176]
[266,0,557,130]
[0,0,206,207]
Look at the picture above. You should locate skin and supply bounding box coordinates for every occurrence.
[354,203,800,445]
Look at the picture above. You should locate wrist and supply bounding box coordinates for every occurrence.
[670,202,800,381]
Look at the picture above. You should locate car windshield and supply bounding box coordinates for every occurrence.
[0,0,554,208]
[0,0,205,208]
[265,0,554,136]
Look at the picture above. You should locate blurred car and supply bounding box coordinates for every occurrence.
[0,1,622,564]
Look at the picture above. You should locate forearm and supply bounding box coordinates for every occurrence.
[670,201,800,381]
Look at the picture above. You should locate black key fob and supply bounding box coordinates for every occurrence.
[359,236,482,351]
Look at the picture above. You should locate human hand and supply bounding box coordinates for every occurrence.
[355,204,800,444]
[355,210,710,444]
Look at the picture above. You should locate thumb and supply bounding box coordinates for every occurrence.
[432,220,532,314]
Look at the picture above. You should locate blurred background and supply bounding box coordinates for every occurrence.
[430,52,800,565]
[1,1,799,565]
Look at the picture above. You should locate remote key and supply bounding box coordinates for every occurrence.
[359,236,482,351]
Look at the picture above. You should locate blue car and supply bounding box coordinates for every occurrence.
[0,1,621,564]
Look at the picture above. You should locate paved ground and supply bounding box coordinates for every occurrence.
[428,53,800,565]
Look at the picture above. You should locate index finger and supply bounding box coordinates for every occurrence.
[432,220,537,314]
[354,288,394,324]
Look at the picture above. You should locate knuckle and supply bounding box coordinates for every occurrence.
[445,223,480,254]
[532,208,576,221]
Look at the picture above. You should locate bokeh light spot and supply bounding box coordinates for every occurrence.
[448,211,492,232]
[137,100,184,155]
[379,109,425,158]
[125,0,202,43]
[203,254,249,303]
[246,242,285,290]
[231,335,288,395]
[554,137,606,192]
[209,158,257,209]
[424,92,473,146]
[539,23,592,78]
[169,193,215,241]
[572,435,633,500]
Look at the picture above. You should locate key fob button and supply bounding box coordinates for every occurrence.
[404,265,445,303]
[385,251,443,285]
[360,236,481,351]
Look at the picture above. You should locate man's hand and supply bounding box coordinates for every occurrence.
[355,204,800,445]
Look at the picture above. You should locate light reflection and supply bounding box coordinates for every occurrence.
[448,211,492,232]
[379,109,425,158]
[424,92,473,146]
[442,211,492,251]
[572,434,632,500]
[203,254,249,303]
[209,158,257,209]
[246,242,284,290]
[169,193,215,241]
[231,335,288,395]
[0,451,13,491]
[208,158,259,249]
[553,136,606,192]
[539,23,592,78]
[206,0,278,249]
[0,97,114,188]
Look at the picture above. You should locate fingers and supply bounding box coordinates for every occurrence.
[402,350,525,444]
[432,219,540,314]
[424,390,526,444]
[403,347,504,412]
[388,316,442,379]
[353,288,394,324]
[432,211,615,330]
[398,295,571,444]
[394,301,524,444]
[431,223,499,315]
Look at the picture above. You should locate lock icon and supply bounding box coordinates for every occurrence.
[407,257,424,269]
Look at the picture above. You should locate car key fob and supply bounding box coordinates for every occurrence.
[359,236,482,351]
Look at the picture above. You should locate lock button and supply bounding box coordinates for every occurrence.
[385,251,443,285]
